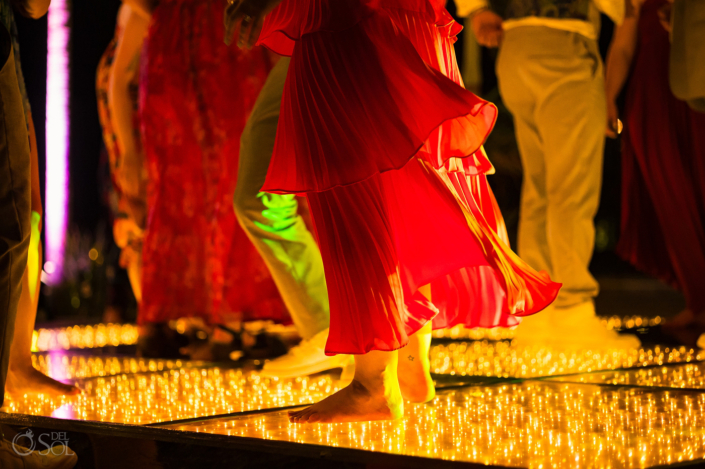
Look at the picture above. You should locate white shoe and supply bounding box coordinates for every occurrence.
[513,302,641,350]
[550,301,641,349]
[260,328,350,378]
[511,305,555,347]
[0,437,77,469]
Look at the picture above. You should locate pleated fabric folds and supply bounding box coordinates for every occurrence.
[256,0,561,354]
[259,1,497,194]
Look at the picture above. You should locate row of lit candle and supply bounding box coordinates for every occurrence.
[31,316,663,352]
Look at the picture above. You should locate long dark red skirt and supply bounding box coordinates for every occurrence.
[617,0,705,313]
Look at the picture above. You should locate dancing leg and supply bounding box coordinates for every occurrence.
[7,236,78,397]
[6,114,78,396]
[289,349,403,423]
[234,57,329,340]
[499,27,638,348]
[0,27,30,407]
[397,285,435,403]
[235,57,346,376]
[495,31,555,345]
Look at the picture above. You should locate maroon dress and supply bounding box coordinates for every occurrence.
[617,0,705,312]
[139,0,289,325]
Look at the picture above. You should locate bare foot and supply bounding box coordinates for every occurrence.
[398,350,435,403]
[664,309,695,329]
[288,379,403,423]
[6,366,80,398]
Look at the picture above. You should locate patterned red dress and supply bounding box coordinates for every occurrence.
[256,0,561,355]
[617,0,705,313]
[139,0,289,325]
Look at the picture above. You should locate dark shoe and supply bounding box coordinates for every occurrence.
[137,322,189,359]
[633,324,704,348]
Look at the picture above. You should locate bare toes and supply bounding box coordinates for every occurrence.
[288,408,307,418]
[288,408,310,422]
[295,412,313,423]
[291,407,318,423]
[298,409,315,420]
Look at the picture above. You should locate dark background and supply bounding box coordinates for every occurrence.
[16,0,121,232]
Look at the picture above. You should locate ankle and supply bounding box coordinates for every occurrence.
[350,376,387,397]
[8,361,33,375]
[353,363,396,388]
[349,378,374,395]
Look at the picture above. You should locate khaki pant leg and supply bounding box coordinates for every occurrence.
[0,24,31,407]
[496,41,552,276]
[234,57,329,340]
[498,27,603,308]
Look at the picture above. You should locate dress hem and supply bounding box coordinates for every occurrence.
[324,279,560,356]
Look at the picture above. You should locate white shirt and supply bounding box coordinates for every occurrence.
[455,0,625,39]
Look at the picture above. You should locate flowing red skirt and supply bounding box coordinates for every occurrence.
[257,0,561,354]
[139,0,289,325]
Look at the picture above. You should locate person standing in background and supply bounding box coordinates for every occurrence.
[124,0,290,358]
[460,0,640,349]
[3,0,78,398]
[232,55,347,379]
[605,0,705,347]
[0,0,32,417]
[97,4,148,309]
[0,0,78,465]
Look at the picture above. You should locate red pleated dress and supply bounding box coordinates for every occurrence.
[257,0,561,354]
[139,0,290,325]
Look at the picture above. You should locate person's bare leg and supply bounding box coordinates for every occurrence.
[398,321,435,403]
[6,245,79,397]
[398,284,435,403]
[288,349,403,423]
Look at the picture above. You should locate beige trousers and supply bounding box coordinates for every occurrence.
[234,57,329,340]
[496,26,605,308]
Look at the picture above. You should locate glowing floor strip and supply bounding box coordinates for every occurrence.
[31,316,664,352]
[33,323,139,352]
[44,0,70,284]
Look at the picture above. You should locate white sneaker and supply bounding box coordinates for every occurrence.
[513,301,641,350]
[260,328,350,378]
[511,305,555,347]
[0,437,77,469]
[551,301,641,349]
